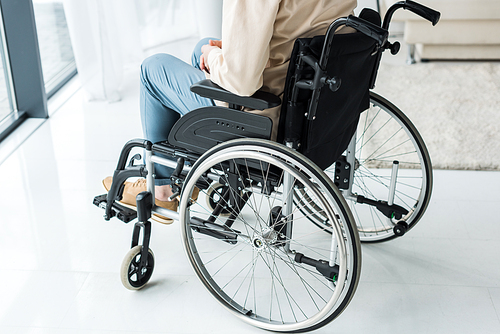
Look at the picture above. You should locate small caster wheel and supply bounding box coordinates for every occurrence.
[206,182,231,217]
[393,221,409,237]
[120,245,155,290]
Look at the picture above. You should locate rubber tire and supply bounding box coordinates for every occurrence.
[120,245,155,290]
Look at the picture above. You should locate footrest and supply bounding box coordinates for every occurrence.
[93,194,137,223]
[190,217,240,244]
[295,252,339,282]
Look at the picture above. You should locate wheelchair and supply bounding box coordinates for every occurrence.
[94,1,439,332]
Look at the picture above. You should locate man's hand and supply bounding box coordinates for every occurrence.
[200,39,222,73]
[209,39,222,48]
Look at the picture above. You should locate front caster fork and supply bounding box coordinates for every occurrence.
[131,191,154,279]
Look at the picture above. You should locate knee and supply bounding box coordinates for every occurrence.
[194,37,214,53]
[140,54,177,82]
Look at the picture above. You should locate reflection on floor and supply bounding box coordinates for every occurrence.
[1,36,500,334]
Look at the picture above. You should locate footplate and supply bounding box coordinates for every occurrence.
[93,194,137,223]
[190,217,240,244]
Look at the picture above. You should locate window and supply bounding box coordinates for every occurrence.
[32,0,76,97]
[0,4,19,141]
[0,0,48,142]
[0,27,14,124]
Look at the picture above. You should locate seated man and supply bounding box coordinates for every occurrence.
[103,0,357,224]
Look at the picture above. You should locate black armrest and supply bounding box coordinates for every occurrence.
[190,79,281,110]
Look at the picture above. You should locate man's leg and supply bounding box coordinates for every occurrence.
[140,53,214,189]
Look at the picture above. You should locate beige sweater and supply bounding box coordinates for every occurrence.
[206,0,357,139]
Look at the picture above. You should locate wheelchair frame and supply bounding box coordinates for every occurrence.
[93,1,440,332]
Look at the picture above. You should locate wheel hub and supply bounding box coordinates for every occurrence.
[253,238,264,249]
[252,228,278,250]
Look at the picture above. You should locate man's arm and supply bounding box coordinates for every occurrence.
[205,0,281,97]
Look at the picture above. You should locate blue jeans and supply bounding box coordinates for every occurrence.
[140,38,215,185]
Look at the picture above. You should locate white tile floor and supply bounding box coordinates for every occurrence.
[1,37,500,334]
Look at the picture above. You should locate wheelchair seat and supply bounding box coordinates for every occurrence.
[166,106,273,154]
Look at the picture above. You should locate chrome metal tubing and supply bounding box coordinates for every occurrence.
[345,132,357,196]
[388,160,400,206]
[145,148,155,199]
[282,142,295,252]
[152,205,179,221]
[150,155,185,171]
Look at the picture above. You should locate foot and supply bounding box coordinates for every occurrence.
[102,177,177,224]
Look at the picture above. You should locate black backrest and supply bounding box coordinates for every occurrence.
[277,9,382,170]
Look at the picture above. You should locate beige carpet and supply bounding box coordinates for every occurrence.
[372,61,500,170]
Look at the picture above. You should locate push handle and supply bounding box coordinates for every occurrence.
[346,15,389,46]
[404,0,440,26]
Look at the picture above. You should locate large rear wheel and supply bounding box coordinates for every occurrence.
[179,139,361,332]
[301,92,433,242]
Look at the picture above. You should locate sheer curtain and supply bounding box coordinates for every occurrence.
[194,0,223,40]
[63,0,214,102]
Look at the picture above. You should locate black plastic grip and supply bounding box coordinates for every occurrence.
[404,0,441,26]
[346,15,389,46]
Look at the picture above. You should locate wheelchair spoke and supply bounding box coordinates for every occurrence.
[263,245,334,302]
[362,125,404,162]
[356,116,393,155]
[358,158,420,194]
[264,249,322,310]
[263,248,307,322]
[357,107,382,148]
[331,94,432,241]
[354,166,420,207]
[223,250,261,291]
[179,140,360,330]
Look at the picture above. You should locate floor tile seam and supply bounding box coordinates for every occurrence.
[0,325,168,334]
[134,278,195,317]
[487,288,500,324]
[361,236,500,242]
[427,198,500,202]
[55,271,93,329]
[18,158,122,163]
[0,269,119,277]
[452,200,500,206]
[426,199,500,203]
[0,81,81,167]
[358,280,500,289]
[0,269,199,280]
[0,120,48,167]
[0,78,81,166]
